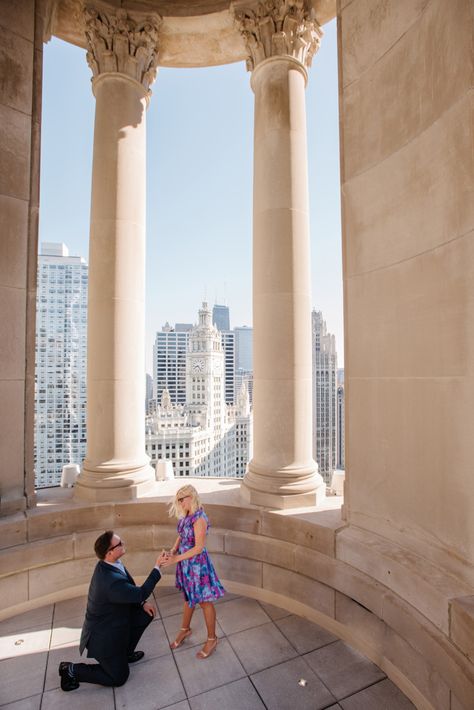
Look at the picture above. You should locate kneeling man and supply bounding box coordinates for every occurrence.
[59,530,167,691]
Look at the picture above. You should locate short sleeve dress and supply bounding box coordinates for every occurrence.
[175,508,225,608]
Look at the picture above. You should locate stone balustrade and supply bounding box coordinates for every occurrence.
[0,480,472,709]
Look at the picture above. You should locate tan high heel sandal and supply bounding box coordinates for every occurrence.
[196,637,218,659]
[170,627,192,649]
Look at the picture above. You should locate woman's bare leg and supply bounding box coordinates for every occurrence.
[198,602,217,657]
[170,601,194,648]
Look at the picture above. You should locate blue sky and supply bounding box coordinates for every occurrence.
[39,18,342,372]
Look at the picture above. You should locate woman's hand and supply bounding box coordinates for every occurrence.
[160,553,179,568]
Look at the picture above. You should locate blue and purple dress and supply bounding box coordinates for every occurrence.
[175,508,225,607]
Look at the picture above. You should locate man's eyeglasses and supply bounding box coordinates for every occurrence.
[108,539,124,552]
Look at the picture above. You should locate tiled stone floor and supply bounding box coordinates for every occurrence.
[0,587,416,709]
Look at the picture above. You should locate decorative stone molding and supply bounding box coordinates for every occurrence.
[232,0,323,71]
[84,6,162,90]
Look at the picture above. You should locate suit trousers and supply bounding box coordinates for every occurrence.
[74,606,153,687]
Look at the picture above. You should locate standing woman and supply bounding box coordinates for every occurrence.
[162,484,225,658]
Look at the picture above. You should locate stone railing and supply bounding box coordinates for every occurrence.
[0,480,472,709]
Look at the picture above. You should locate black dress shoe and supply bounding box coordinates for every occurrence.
[59,661,80,691]
[127,651,145,663]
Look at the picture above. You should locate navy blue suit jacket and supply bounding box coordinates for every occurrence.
[79,560,161,658]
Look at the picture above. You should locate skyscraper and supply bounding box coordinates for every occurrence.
[221,330,236,405]
[234,325,253,372]
[153,323,192,406]
[234,325,253,402]
[212,304,230,332]
[312,310,337,484]
[212,304,235,404]
[34,243,88,487]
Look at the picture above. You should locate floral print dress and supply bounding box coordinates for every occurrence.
[175,508,225,608]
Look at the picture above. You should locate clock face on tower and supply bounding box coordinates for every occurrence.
[191,358,205,373]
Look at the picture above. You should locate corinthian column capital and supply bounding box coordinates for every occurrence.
[232,0,323,71]
[84,5,162,90]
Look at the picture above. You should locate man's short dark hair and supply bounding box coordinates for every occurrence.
[94,530,114,560]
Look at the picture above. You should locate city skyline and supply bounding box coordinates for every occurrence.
[39,19,342,373]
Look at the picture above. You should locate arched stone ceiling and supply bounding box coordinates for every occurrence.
[47,0,336,68]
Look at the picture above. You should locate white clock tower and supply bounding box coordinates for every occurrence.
[186,302,226,473]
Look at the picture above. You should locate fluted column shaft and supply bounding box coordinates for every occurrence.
[75,7,161,501]
[234,1,326,508]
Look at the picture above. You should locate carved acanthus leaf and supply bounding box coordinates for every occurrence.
[232,0,323,71]
[84,6,162,90]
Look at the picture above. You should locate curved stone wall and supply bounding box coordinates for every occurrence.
[1,494,472,709]
[339,0,474,568]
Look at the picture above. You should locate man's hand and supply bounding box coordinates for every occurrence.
[156,550,170,567]
[160,553,177,568]
[142,601,156,618]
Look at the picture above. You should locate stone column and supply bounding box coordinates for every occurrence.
[75,7,161,501]
[233,0,326,508]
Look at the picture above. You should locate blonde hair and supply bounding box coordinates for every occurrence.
[168,484,202,519]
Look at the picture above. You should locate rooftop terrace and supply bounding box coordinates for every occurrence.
[0,585,415,709]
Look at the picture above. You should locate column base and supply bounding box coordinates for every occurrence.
[74,463,156,503]
[0,494,28,516]
[240,464,326,510]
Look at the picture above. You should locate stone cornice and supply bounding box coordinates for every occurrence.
[84,5,162,90]
[232,0,323,71]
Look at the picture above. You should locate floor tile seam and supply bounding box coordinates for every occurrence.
[130,645,176,668]
[0,610,57,640]
[222,617,279,638]
[246,651,327,683]
[41,602,56,700]
[0,646,51,663]
[248,657,341,710]
[226,633,300,676]
[184,666,249,701]
[0,691,43,709]
[0,620,55,637]
[334,675,389,703]
[299,651,389,705]
[272,619,339,656]
[159,698,190,710]
[213,595,242,606]
[247,673,271,709]
[297,653,341,704]
[166,627,190,705]
[255,600,291,621]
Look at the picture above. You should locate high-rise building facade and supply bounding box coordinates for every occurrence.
[234,325,253,372]
[212,304,235,404]
[337,379,345,470]
[146,303,252,477]
[153,323,192,406]
[235,368,253,405]
[145,373,154,414]
[212,304,230,332]
[221,331,235,404]
[312,310,337,484]
[34,243,88,488]
[234,325,253,402]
